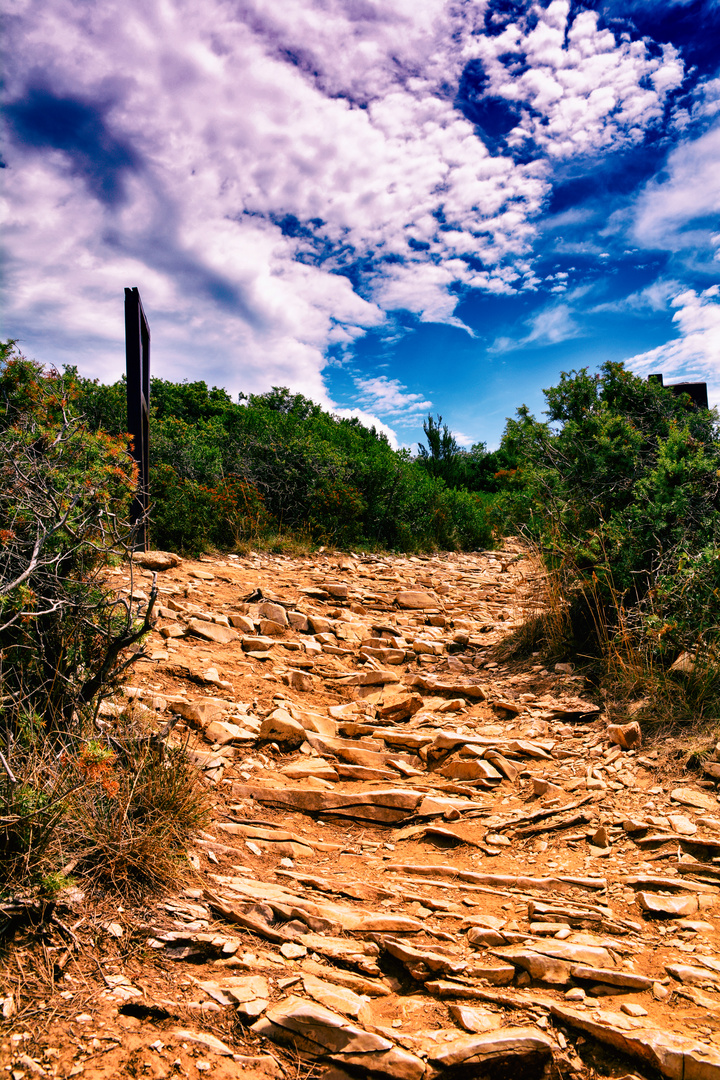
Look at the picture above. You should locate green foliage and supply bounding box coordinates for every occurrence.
[417,414,460,484]
[71,375,495,554]
[0,348,144,733]
[66,736,209,896]
[498,361,720,711]
[416,413,514,494]
[0,343,207,890]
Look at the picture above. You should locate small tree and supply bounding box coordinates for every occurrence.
[0,343,195,884]
[417,414,460,484]
[0,344,156,738]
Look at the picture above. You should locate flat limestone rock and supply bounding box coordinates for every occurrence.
[132,550,181,570]
[425,980,513,1002]
[465,963,515,986]
[172,699,225,728]
[217,823,314,856]
[280,760,339,781]
[395,590,439,609]
[427,1027,553,1071]
[671,787,719,813]
[377,694,424,722]
[417,797,476,817]
[300,959,392,997]
[258,601,288,626]
[172,1029,233,1055]
[409,675,487,699]
[205,720,251,745]
[438,758,503,782]
[569,966,653,990]
[333,670,401,686]
[301,975,368,1021]
[352,915,425,935]
[666,963,720,986]
[258,708,305,748]
[252,995,392,1055]
[448,1004,503,1033]
[324,583,349,599]
[335,764,398,782]
[360,647,406,665]
[669,814,697,835]
[514,939,614,967]
[186,619,239,645]
[623,875,718,895]
[232,785,422,823]
[383,939,467,978]
[637,891,699,917]
[384,863,588,894]
[242,635,276,652]
[497,949,572,985]
[305,732,419,771]
[467,928,507,948]
[201,975,269,1020]
[550,1002,720,1080]
[334,1046,426,1080]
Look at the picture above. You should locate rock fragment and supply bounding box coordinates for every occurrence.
[395,590,439,609]
[608,722,642,749]
[187,619,239,645]
[258,708,306,748]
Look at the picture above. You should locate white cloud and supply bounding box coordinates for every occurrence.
[525,302,582,345]
[626,286,720,388]
[0,0,550,388]
[633,123,720,261]
[590,278,682,315]
[491,299,582,352]
[464,1,684,159]
[0,0,700,405]
[453,430,476,448]
[352,375,432,418]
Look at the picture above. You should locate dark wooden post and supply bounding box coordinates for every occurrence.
[649,372,708,408]
[125,287,150,551]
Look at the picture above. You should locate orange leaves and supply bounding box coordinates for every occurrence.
[75,743,120,798]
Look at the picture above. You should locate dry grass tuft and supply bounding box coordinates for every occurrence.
[64,729,210,898]
[1,716,210,900]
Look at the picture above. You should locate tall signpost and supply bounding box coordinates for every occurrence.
[124,287,150,551]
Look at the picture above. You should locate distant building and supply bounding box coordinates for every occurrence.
[648,373,709,409]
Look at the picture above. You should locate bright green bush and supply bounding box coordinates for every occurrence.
[498,361,720,690]
[71,375,496,554]
[0,343,208,887]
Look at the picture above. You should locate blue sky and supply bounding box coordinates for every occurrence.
[2,0,719,450]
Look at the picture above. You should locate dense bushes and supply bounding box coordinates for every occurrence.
[0,343,207,890]
[71,374,495,554]
[496,361,720,717]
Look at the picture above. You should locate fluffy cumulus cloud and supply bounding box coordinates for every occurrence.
[0,0,704,422]
[352,375,432,419]
[460,0,684,159]
[633,123,720,263]
[627,286,720,390]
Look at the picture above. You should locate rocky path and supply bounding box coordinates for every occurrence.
[4,546,720,1080]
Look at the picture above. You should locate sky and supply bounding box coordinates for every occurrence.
[2,0,719,451]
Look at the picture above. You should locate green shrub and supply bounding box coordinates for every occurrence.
[0,343,208,891]
[71,375,501,554]
[498,361,720,718]
[65,730,209,896]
